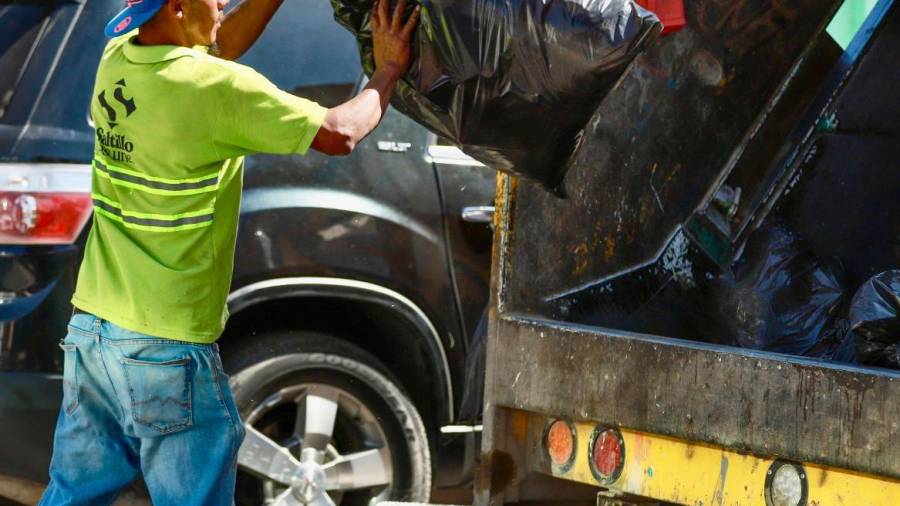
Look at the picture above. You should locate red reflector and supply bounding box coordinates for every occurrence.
[635,0,686,35]
[545,420,575,469]
[0,192,93,245]
[589,427,624,484]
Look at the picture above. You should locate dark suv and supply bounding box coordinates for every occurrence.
[0,0,495,503]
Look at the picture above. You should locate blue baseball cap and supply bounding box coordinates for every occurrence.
[104,0,167,38]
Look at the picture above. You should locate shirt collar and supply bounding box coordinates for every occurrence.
[122,35,211,64]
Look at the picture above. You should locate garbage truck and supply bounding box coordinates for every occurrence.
[470,0,900,504]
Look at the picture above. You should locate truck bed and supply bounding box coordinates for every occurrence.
[478,0,900,503]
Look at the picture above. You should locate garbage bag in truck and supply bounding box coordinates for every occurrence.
[849,270,900,369]
[713,223,854,360]
[331,0,661,190]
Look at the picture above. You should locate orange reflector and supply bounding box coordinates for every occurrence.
[545,420,576,470]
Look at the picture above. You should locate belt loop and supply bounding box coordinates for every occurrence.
[92,316,102,334]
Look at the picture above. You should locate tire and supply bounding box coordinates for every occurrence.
[224,331,432,505]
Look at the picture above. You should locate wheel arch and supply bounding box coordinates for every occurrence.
[221,277,454,427]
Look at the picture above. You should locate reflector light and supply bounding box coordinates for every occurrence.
[544,420,576,472]
[0,164,93,245]
[589,426,625,484]
[765,461,808,506]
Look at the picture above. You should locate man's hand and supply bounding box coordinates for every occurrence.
[371,0,420,77]
[311,0,420,156]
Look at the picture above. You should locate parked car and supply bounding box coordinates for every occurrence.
[0,0,495,503]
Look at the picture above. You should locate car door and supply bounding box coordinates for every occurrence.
[429,135,496,342]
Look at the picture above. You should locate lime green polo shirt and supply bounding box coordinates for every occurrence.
[72,33,327,343]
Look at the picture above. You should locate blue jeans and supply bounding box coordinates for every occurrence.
[40,312,245,506]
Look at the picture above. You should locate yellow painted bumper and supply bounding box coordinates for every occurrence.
[524,412,900,505]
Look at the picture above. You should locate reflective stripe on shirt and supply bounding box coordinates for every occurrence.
[91,190,214,232]
[93,158,220,196]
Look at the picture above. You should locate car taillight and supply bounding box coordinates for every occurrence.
[0,164,92,245]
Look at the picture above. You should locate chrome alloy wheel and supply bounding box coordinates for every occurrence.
[237,384,394,505]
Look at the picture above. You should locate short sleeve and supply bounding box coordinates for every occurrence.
[212,67,328,156]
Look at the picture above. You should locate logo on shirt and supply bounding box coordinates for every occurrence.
[96,79,138,163]
[96,78,137,129]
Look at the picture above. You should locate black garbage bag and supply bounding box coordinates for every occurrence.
[714,223,853,359]
[331,0,661,191]
[849,270,900,368]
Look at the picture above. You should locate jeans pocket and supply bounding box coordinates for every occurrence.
[122,356,193,436]
[58,343,79,415]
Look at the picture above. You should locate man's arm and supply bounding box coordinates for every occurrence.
[215,0,284,61]
[311,0,420,156]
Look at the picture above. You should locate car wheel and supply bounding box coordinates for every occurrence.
[224,331,432,505]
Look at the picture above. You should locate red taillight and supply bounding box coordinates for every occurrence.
[589,427,625,484]
[0,165,92,245]
[636,0,687,35]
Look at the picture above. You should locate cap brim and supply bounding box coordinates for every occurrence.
[104,4,164,38]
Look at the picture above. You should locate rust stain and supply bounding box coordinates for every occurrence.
[685,443,696,460]
[632,434,652,461]
[818,469,828,487]
[573,243,589,276]
[492,173,504,228]
[604,236,616,260]
[694,0,804,60]
[478,450,517,495]
[689,49,724,86]
[718,67,737,88]
[664,162,681,185]
[511,410,529,443]
[591,224,602,250]
[622,218,639,245]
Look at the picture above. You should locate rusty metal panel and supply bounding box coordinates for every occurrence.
[504,0,847,313]
[490,314,900,479]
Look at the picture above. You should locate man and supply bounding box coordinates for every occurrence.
[40,0,419,504]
